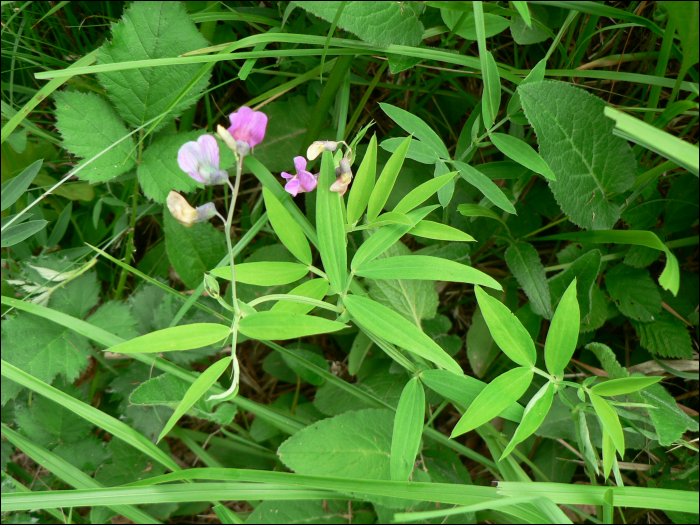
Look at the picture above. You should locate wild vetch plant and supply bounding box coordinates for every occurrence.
[2,1,698,523]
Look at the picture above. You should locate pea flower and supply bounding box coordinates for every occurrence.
[167,191,217,228]
[307,140,339,161]
[330,157,353,196]
[177,135,228,185]
[282,156,318,197]
[226,106,268,157]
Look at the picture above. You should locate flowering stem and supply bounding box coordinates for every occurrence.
[224,157,244,317]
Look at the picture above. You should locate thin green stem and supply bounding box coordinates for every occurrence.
[247,294,342,313]
[225,157,244,317]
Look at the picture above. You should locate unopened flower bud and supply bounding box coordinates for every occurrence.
[306,141,339,160]
[203,273,220,298]
[217,124,238,154]
[195,202,217,223]
[339,157,351,174]
[235,140,250,158]
[167,191,199,227]
[330,171,353,196]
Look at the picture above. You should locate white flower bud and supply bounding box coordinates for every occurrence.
[306,141,339,161]
[216,124,238,154]
[167,191,198,227]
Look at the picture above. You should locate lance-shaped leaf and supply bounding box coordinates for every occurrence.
[579,409,600,475]
[393,171,457,214]
[591,376,663,397]
[490,132,555,181]
[317,151,347,294]
[380,103,450,159]
[211,262,308,286]
[501,381,554,460]
[505,241,553,319]
[238,311,347,340]
[271,279,330,315]
[544,278,580,377]
[602,426,615,480]
[475,286,536,367]
[157,357,232,443]
[454,161,516,214]
[263,187,312,265]
[451,367,533,437]
[409,220,476,243]
[390,377,425,481]
[108,324,230,353]
[1,159,42,212]
[589,392,625,456]
[346,134,377,225]
[356,255,501,290]
[367,135,412,222]
[343,295,462,374]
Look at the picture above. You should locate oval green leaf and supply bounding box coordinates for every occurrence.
[238,311,347,340]
[591,376,663,397]
[490,133,556,181]
[451,367,533,437]
[263,187,312,265]
[157,357,232,443]
[475,286,536,367]
[501,381,554,460]
[409,220,476,243]
[390,377,425,481]
[211,262,308,286]
[355,255,501,290]
[457,203,506,225]
[1,159,43,212]
[271,279,330,314]
[316,150,347,294]
[544,277,580,376]
[1,220,48,248]
[393,171,457,214]
[343,294,462,374]
[108,323,231,353]
[589,392,625,456]
[346,134,377,225]
[367,135,412,222]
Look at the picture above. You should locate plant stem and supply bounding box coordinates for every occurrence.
[224,157,244,317]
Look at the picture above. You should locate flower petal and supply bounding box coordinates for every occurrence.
[281,171,294,179]
[197,135,220,170]
[298,169,318,192]
[246,111,268,147]
[285,178,301,197]
[293,156,307,173]
[177,141,206,183]
[228,106,254,143]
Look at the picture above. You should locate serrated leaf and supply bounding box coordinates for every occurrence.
[380,103,450,159]
[211,262,309,286]
[238,311,347,340]
[475,286,536,367]
[502,381,554,460]
[344,295,461,375]
[86,301,140,342]
[519,81,636,230]
[97,1,211,132]
[544,278,580,377]
[296,2,424,46]
[505,241,553,319]
[49,271,100,320]
[263,187,312,265]
[247,500,350,524]
[589,392,625,456]
[347,134,377,225]
[163,207,227,289]
[95,440,167,487]
[390,377,425,481]
[631,311,693,359]
[54,92,135,183]
[635,382,699,446]
[451,367,533,437]
[606,264,662,322]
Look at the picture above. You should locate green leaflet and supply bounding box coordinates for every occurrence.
[501,381,554,460]
[606,264,662,322]
[474,286,536,367]
[393,171,457,214]
[451,367,533,437]
[346,134,377,225]
[519,81,636,230]
[489,133,555,181]
[589,392,625,456]
[631,311,694,359]
[507,58,546,116]
[380,136,440,165]
[360,211,414,229]
[97,1,211,132]
[548,249,602,319]
[544,279,580,377]
[343,294,462,374]
[409,220,476,243]
[107,324,231,353]
[295,2,424,46]
[53,91,135,183]
[505,241,553,319]
[262,187,312,265]
[1,220,48,248]
[481,51,501,128]
[390,377,425,481]
[578,409,599,476]
[316,151,347,294]
[157,357,232,443]
[591,376,663,397]
[602,427,615,481]
[1,159,42,212]
[355,255,501,290]
[440,9,511,40]
[238,311,347,340]
[367,136,412,222]
[211,262,309,286]
[270,280,330,315]
[454,161,516,214]
[380,103,450,159]
[458,203,507,225]
[420,369,524,423]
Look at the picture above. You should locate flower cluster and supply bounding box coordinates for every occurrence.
[281,140,354,198]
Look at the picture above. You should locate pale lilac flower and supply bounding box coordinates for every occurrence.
[167,191,217,228]
[330,157,353,196]
[307,140,339,161]
[177,135,228,185]
[227,106,268,155]
[282,156,318,197]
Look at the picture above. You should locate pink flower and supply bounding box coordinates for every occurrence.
[227,106,268,151]
[177,135,228,185]
[330,157,353,196]
[282,156,318,197]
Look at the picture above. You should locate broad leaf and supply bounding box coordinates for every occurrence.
[97,1,210,132]
[441,9,511,40]
[505,241,553,319]
[589,392,625,455]
[519,81,636,230]
[263,187,312,265]
[317,151,347,294]
[346,134,377,225]
[501,381,554,460]
[606,264,661,322]
[344,294,462,374]
[368,136,412,222]
[544,278,580,377]
[475,286,536,367]
[107,324,231,353]
[54,92,135,183]
[380,103,450,159]
[631,311,693,359]
[211,262,309,286]
[238,311,347,340]
[451,367,533,437]
[390,377,425,481]
[591,376,663,397]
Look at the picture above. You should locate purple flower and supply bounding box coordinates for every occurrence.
[177,135,228,185]
[282,156,318,197]
[228,106,268,151]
